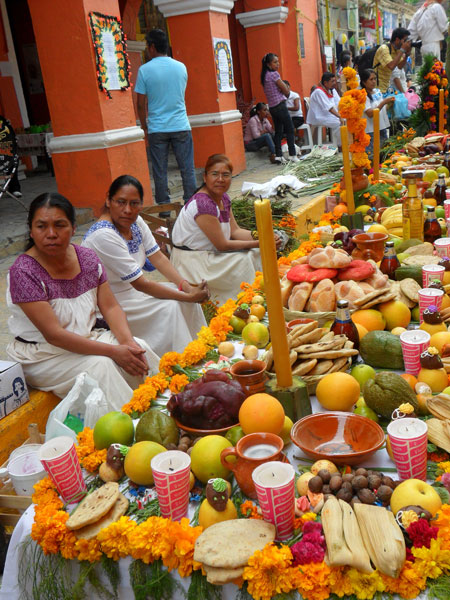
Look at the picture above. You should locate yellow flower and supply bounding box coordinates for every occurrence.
[159,352,184,376]
[197,325,218,347]
[438,462,450,473]
[97,516,137,560]
[168,373,189,393]
[293,562,331,600]
[381,561,426,599]
[412,536,450,579]
[243,543,295,600]
[346,568,385,599]
[75,537,102,563]
[181,339,208,365]
[328,567,353,597]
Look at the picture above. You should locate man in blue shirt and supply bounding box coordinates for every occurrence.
[136,29,196,217]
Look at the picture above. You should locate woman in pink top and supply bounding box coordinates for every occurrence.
[244,103,276,163]
[261,53,299,164]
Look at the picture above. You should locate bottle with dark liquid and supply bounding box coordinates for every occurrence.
[434,173,447,206]
[424,206,442,243]
[380,241,400,279]
[331,300,359,350]
[444,153,450,173]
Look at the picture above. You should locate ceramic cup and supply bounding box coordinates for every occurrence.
[230,360,267,397]
[220,433,284,499]
[351,232,388,263]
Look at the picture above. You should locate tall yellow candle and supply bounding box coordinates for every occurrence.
[340,125,355,214]
[373,108,380,181]
[439,88,445,133]
[254,199,293,388]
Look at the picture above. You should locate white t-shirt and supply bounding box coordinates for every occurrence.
[390,67,407,93]
[286,91,303,117]
[364,89,390,133]
[408,2,448,43]
[306,87,340,127]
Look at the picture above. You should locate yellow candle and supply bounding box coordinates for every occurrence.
[254,199,292,388]
[340,125,355,214]
[373,108,380,181]
[439,88,445,133]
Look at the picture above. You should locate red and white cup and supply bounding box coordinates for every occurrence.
[38,436,87,503]
[418,288,444,322]
[151,451,191,521]
[444,199,450,219]
[252,461,295,541]
[422,264,445,287]
[434,238,450,258]
[399,329,431,376]
[387,418,428,480]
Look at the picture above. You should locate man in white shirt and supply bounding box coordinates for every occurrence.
[408,0,448,58]
[306,72,341,146]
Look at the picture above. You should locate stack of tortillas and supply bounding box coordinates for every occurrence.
[65,482,129,540]
[194,519,275,585]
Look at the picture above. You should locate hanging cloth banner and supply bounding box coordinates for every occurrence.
[88,12,131,99]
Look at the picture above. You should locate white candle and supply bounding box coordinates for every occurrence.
[243,444,279,459]
[400,330,431,344]
[387,418,427,439]
[151,450,190,474]
[252,461,294,488]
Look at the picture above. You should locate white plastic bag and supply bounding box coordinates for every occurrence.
[45,373,109,441]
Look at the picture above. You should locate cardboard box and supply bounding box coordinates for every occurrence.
[0,361,29,420]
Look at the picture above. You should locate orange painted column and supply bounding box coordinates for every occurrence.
[27,0,152,214]
[154,1,246,173]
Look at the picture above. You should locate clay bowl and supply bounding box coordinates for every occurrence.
[174,419,238,437]
[287,318,315,332]
[290,412,385,466]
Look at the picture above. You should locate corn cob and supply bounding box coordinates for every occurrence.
[354,504,406,578]
[321,496,352,567]
[339,500,373,573]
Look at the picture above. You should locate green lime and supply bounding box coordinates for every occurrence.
[436,206,446,219]
[229,315,246,334]
[225,425,245,445]
[354,405,379,422]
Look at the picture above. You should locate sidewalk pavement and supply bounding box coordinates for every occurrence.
[0,149,318,359]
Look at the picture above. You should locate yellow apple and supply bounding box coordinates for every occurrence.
[390,479,442,516]
[310,459,339,476]
[296,472,314,496]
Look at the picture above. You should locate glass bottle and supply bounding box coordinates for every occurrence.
[424,206,442,243]
[380,241,400,279]
[443,153,450,173]
[331,300,359,351]
[434,173,447,206]
[402,170,424,241]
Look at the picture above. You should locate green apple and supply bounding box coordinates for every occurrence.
[350,364,376,387]
[356,396,366,408]
[436,206,446,219]
[354,405,379,422]
[229,315,246,334]
[411,306,420,322]
[396,252,410,263]
[442,386,450,396]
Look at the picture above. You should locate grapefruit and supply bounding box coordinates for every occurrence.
[351,309,386,332]
[123,441,166,486]
[378,300,411,330]
[242,322,269,348]
[316,372,360,411]
[238,393,285,435]
[190,435,233,483]
[93,411,135,450]
[430,331,450,354]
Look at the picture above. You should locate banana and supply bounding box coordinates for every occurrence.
[383,215,403,229]
[381,207,402,225]
[386,227,404,236]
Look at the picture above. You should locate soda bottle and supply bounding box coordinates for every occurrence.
[434,173,447,206]
[402,170,424,241]
[423,206,442,243]
[331,300,359,350]
[380,240,400,279]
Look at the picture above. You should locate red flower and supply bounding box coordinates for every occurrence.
[291,521,326,565]
[407,518,438,548]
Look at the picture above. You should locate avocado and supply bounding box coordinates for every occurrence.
[396,239,423,253]
[363,372,419,418]
[135,408,179,447]
[359,330,404,369]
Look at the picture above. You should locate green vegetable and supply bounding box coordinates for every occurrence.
[396,239,423,253]
[363,371,419,418]
[359,330,405,369]
[395,264,423,286]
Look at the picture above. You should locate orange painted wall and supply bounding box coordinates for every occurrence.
[296,0,322,98]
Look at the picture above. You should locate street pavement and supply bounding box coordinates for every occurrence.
[0,149,317,359]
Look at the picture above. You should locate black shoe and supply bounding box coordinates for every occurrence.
[159,211,171,218]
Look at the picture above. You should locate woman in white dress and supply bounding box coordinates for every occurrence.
[82,175,208,355]
[171,154,266,304]
[6,193,159,406]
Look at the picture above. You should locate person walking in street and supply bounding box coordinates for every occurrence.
[136,29,197,217]
[260,53,299,165]
[408,0,448,59]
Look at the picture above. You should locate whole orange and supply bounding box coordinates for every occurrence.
[238,393,285,435]
[316,372,360,411]
[354,323,368,340]
[351,309,386,332]
[400,373,418,389]
[378,300,411,330]
[250,304,266,320]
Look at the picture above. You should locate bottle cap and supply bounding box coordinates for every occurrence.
[402,170,423,180]
[336,300,349,308]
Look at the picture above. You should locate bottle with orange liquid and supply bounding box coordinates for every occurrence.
[331,300,359,351]
[423,206,442,243]
[380,241,400,279]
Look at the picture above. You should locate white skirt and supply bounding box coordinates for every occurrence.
[171,247,262,305]
[7,330,160,407]
[114,282,207,355]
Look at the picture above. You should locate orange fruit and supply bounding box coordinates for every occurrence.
[190,435,233,483]
[123,441,166,486]
[250,304,266,320]
[238,393,285,435]
[316,372,360,411]
[430,331,450,354]
[400,373,418,389]
[333,203,348,218]
[355,323,369,340]
[351,309,386,332]
[442,294,450,310]
[378,300,411,330]
[93,411,134,450]
[422,197,437,208]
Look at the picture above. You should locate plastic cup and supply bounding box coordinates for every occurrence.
[399,329,431,376]
[445,199,450,219]
[39,436,87,503]
[5,451,46,496]
[418,288,444,322]
[434,238,450,258]
[252,461,295,540]
[422,264,445,287]
[151,451,191,521]
[387,418,428,480]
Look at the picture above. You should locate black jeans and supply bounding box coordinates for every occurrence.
[269,101,296,157]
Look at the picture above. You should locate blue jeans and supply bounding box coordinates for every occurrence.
[148,130,197,205]
[269,100,296,157]
[245,133,275,155]
[367,128,389,158]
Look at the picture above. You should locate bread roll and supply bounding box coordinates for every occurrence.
[288,282,313,312]
[306,279,336,312]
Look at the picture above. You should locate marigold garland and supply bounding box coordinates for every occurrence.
[338,70,371,170]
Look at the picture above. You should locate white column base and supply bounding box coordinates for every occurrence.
[47,126,144,154]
